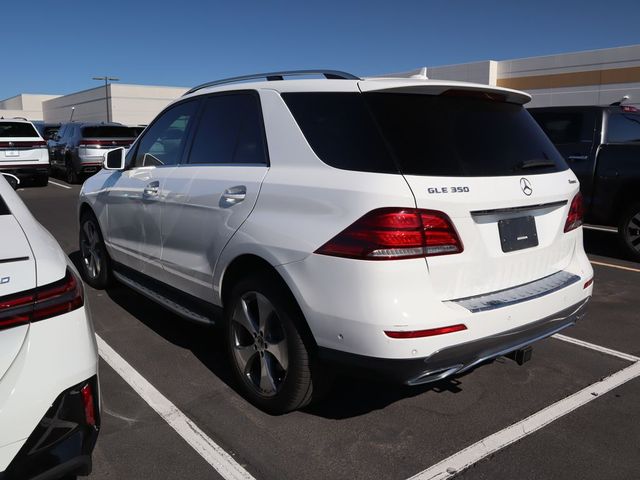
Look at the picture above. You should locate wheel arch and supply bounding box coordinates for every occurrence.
[220,253,318,349]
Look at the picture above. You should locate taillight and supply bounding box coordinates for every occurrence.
[385,324,467,338]
[564,193,584,232]
[315,208,463,260]
[79,139,132,148]
[0,269,83,331]
[0,140,47,149]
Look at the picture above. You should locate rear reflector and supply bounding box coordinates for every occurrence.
[315,208,463,260]
[81,384,96,426]
[584,278,594,289]
[564,193,584,232]
[0,269,84,331]
[385,324,467,339]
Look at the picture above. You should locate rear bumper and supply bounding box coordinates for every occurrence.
[0,376,100,480]
[0,164,49,180]
[318,298,590,385]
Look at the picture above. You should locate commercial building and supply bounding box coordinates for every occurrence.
[42,84,188,125]
[1,44,639,125]
[0,94,60,121]
[424,44,640,107]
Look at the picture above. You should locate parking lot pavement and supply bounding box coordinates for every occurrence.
[17,183,640,479]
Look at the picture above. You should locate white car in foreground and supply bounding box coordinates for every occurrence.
[79,70,593,414]
[0,175,99,479]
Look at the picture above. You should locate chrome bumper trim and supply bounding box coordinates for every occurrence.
[449,270,581,313]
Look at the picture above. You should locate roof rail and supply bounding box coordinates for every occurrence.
[183,70,360,96]
[13,116,28,121]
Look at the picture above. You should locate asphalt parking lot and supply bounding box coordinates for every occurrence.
[18,180,640,480]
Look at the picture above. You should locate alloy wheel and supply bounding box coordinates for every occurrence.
[626,212,640,253]
[80,220,102,280]
[231,291,288,397]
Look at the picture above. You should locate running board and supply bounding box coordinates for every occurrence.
[112,270,217,327]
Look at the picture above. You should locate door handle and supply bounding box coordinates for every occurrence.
[143,181,160,198]
[567,155,588,161]
[221,185,247,206]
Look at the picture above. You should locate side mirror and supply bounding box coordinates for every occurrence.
[103,147,126,170]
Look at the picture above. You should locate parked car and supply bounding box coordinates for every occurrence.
[49,122,136,184]
[0,175,99,478]
[529,105,640,260]
[78,70,593,414]
[0,118,49,187]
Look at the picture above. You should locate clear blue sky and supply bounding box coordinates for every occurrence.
[3,0,640,99]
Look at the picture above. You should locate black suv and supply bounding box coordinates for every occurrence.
[49,122,136,183]
[530,105,640,260]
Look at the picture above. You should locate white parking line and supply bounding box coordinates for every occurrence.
[408,360,640,480]
[590,260,640,273]
[553,334,640,362]
[96,335,256,480]
[48,180,72,189]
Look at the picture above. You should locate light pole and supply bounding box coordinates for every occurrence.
[92,76,119,122]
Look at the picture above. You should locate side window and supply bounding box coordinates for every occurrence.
[132,101,198,168]
[532,112,594,144]
[607,114,640,143]
[187,93,267,165]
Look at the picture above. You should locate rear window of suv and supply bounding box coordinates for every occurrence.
[0,122,39,138]
[283,92,568,177]
[81,126,135,138]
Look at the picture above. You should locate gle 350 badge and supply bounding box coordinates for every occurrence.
[427,186,470,194]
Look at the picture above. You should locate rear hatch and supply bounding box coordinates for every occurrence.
[79,125,137,154]
[0,193,36,378]
[0,121,47,165]
[359,84,578,300]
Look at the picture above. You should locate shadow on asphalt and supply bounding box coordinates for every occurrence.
[583,229,638,263]
[68,250,473,418]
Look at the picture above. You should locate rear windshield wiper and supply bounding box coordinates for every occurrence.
[518,159,556,169]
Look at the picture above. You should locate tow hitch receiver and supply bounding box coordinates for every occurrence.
[506,346,533,366]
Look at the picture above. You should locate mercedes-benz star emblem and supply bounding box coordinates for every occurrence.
[520,177,533,196]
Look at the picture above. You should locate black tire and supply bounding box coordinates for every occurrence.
[79,212,112,289]
[618,203,640,262]
[225,273,330,414]
[34,174,48,187]
[65,157,79,184]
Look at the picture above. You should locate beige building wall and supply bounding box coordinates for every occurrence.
[42,84,188,125]
[422,45,640,108]
[0,93,60,121]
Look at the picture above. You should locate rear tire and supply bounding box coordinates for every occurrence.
[79,212,111,289]
[225,273,330,414]
[34,174,48,187]
[619,203,640,261]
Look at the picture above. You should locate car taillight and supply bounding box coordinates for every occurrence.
[385,323,467,338]
[81,383,97,426]
[0,269,83,331]
[564,193,584,232]
[315,208,463,260]
[0,140,47,148]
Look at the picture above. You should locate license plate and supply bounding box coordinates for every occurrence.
[4,151,19,157]
[498,216,538,253]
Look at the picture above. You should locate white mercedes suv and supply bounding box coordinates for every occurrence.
[0,175,99,478]
[78,70,593,414]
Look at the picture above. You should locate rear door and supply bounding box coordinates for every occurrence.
[104,100,200,276]
[529,108,599,205]
[159,91,269,299]
[361,90,578,300]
